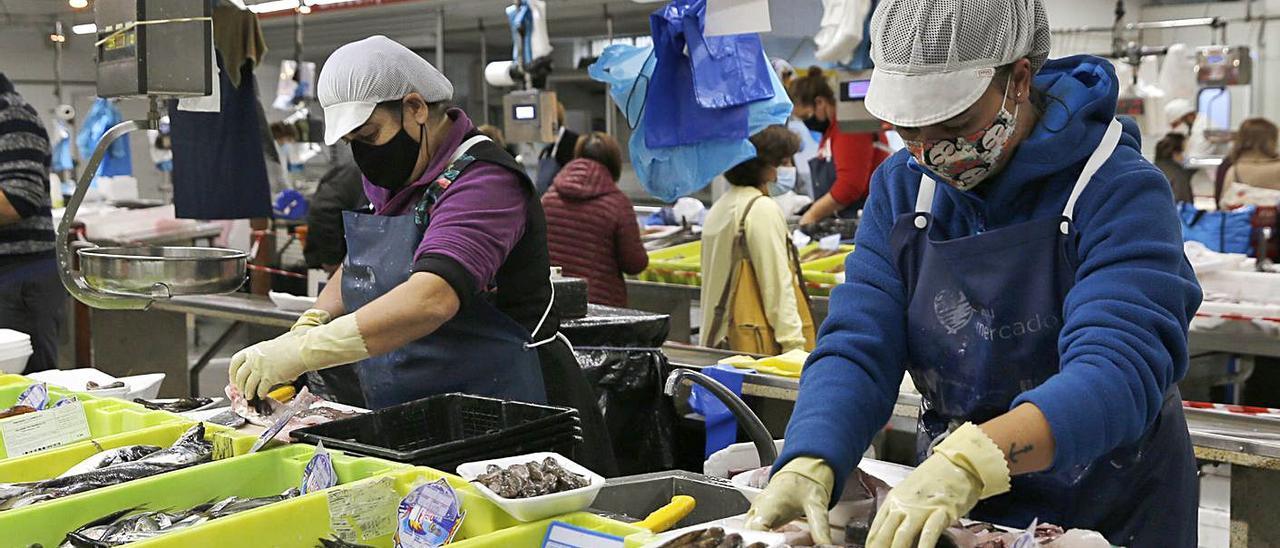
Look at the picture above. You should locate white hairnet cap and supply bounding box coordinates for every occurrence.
[864,0,1052,127]
[1164,98,1195,122]
[318,35,454,145]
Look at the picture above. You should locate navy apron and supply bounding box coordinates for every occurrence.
[308,136,547,410]
[889,120,1197,547]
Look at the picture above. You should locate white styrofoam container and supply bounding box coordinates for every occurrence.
[0,329,31,346]
[26,369,165,401]
[456,452,605,522]
[0,352,30,374]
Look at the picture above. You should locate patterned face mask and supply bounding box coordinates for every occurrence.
[905,80,1019,191]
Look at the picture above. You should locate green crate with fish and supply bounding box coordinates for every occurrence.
[800,245,854,297]
[0,378,189,461]
[0,418,258,483]
[0,441,538,548]
[637,241,703,285]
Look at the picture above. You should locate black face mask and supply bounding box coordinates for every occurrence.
[350,119,424,191]
[803,114,830,134]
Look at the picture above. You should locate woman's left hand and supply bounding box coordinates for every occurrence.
[867,423,1010,548]
[228,314,370,398]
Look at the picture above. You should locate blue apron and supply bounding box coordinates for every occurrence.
[889,120,1197,547]
[308,136,547,409]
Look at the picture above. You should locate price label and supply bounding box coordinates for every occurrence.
[328,476,399,543]
[0,399,90,456]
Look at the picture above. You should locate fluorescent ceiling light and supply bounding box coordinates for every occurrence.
[72,23,97,35]
[307,0,357,5]
[69,0,88,8]
[248,0,300,13]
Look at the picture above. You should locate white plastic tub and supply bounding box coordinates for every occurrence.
[0,352,30,375]
[456,452,605,522]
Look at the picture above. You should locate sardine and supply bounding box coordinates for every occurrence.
[60,488,302,546]
[317,538,375,548]
[2,424,211,512]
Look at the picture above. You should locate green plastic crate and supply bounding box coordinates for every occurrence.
[146,465,533,548]
[0,419,259,483]
[800,246,853,297]
[0,443,421,547]
[0,377,188,460]
[640,241,703,285]
[451,511,648,548]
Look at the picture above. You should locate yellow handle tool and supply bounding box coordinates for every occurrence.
[635,495,696,533]
[266,385,296,403]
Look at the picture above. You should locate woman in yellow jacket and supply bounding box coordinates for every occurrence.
[700,126,808,353]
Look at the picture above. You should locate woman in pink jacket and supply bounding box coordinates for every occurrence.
[542,132,649,307]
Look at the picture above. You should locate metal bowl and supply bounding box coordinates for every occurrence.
[78,246,247,298]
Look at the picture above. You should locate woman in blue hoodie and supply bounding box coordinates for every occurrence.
[745,1,1201,547]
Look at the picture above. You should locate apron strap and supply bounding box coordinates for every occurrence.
[1059,118,1123,233]
[451,135,493,164]
[913,175,937,229]
[414,135,494,226]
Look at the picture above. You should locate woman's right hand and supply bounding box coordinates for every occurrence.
[743,457,835,545]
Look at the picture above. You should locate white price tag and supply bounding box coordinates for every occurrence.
[819,233,841,251]
[0,399,90,456]
[542,521,625,548]
[791,229,812,248]
[328,476,399,543]
[705,0,772,36]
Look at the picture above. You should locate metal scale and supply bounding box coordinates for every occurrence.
[58,0,247,311]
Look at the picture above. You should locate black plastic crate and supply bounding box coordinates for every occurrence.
[434,434,585,474]
[290,393,579,465]
[403,422,583,464]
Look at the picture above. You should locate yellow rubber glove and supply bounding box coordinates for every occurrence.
[867,423,1011,548]
[228,314,369,399]
[289,308,332,336]
[743,457,835,545]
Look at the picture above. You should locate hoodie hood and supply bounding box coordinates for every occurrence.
[910,56,1136,224]
[551,159,617,200]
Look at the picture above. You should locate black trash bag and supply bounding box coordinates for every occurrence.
[575,346,678,476]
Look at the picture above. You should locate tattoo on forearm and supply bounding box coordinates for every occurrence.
[1008,442,1034,464]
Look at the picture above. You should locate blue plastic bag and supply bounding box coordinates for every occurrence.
[630,116,757,202]
[746,53,793,135]
[589,43,791,202]
[686,365,750,458]
[682,0,774,109]
[506,2,533,65]
[645,0,749,148]
[1180,203,1255,254]
[587,43,655,129]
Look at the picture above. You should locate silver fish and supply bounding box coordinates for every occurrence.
[59,445,162,478]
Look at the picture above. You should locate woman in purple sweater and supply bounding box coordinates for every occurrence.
[227,36,616,474]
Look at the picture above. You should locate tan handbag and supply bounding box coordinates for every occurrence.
[707,196,817,354]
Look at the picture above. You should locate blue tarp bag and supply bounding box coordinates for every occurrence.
[1180,203,1255,254]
